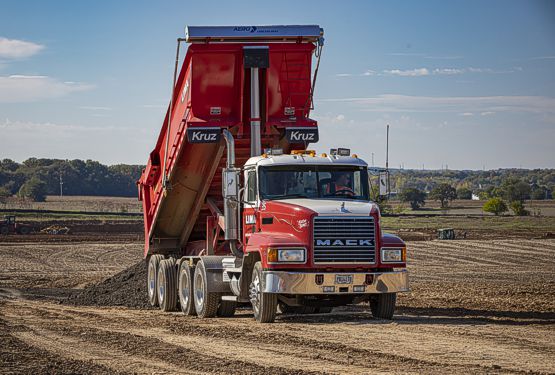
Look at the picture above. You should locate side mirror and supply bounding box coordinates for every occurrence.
[379,171,389,197]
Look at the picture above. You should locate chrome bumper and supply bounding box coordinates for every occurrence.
[261,269,409,294]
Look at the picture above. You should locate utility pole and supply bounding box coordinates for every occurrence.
[59,172,64,198]
[386,124,390,196]
[371,152,374,167]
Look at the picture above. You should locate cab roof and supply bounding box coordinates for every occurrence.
[244,154,368,168]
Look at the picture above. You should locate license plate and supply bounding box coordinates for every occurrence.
[335,275,353,284]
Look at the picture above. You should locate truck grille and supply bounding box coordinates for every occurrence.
[313,216,376,264]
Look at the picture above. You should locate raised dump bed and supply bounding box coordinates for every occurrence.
[138,25,323,257]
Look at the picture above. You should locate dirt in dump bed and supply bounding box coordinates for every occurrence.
[66,260,155,310]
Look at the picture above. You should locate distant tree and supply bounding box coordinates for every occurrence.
[18,177,47,202]
[0,159,19,172]
[510,201,530,216]
[0,186,10,204]
[399,188,426,210]
[483,198,508,216]
[430,183,457,208]
[531,186,548,200]
[456,187,472,200]
[501,178,531,203]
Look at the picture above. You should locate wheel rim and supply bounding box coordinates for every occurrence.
[148,262,156,299]
[180,268,190,308]
[249,271,260,315]
[157,266,165,304]
[195,270,205,308]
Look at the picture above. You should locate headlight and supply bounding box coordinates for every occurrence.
[381,247,405,263]
[267,248,306,263]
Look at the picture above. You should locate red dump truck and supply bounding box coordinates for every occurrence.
[138,25,408,323]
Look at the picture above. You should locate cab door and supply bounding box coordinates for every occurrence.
[242,168,258,244]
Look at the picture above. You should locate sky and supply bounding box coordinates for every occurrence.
[0,0,554,170]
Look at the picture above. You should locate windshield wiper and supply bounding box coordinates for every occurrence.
[324,193,361,199]
[272,193,309,200]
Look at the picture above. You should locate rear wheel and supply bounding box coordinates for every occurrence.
[193,261,220,318]
[147,254,164,306]
[0,226,9,235]
[157,258,177,312]
[18,226,30,235]
[370,293,397,320]
[178,261,196,315]
[250,262,277,323]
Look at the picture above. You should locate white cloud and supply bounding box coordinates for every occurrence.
[0,37,44,59]
[0,119,153,164]
[423,55,463,60]
[384,68,430,77]
[318,95,555,115]
[459,112,474,116]
[528,56,555,61]
[387,52,426,57]
[433,68,464,75]
[313,112,347,124]
[0,75,94,102]
[79,106,112,111]
[336,66,522,78]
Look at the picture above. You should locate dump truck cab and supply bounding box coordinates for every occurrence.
[239,151,408,318]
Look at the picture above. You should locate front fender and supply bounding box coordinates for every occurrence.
[244,232,306,268]
[379,233,407,267]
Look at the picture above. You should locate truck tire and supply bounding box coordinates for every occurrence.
[147,254,164,306]
[157,258,177,312]
[178,261,196,315]
[217,300,237,317]
[0,226,8,235]
[370,293,397,320]
[250,262,277,323]
[18,226,31,235]
[193,261,220,318]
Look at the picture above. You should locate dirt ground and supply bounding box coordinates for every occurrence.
[1,234,554,375]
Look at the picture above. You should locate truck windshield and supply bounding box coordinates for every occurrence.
[259,165,369,200]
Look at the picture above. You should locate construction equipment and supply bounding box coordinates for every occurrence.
[0,216,31,235]
[138,25,409,323]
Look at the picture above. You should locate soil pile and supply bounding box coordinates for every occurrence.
[66,261,154,309]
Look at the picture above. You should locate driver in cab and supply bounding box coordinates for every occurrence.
[327,172,355,197]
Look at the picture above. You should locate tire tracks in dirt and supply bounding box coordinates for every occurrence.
[3,299,553,374]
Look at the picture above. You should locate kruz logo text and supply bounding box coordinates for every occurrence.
[289,131,316,141]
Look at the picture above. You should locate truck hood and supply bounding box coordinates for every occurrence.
[277,199,376,216]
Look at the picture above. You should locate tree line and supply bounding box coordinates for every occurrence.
[0,158,143,202]
[391,174,552,216]
[1,158,554,205]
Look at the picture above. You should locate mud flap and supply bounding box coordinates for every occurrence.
[198,256,232,293]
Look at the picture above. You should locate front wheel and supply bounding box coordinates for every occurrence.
[249,262,277,323]
[370,293,397,320]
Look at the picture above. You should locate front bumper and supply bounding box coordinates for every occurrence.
[261,269,409,294]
